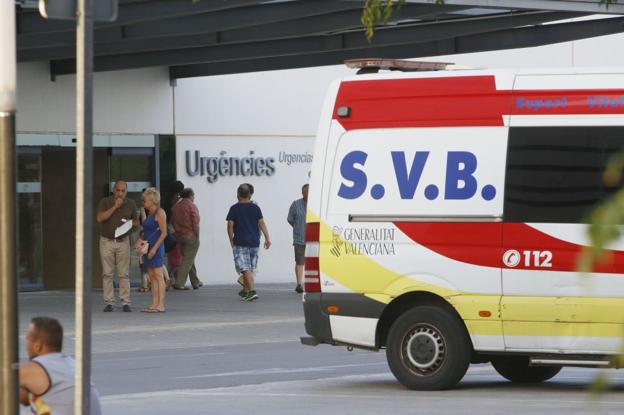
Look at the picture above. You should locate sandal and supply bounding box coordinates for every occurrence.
[137,287,149,293]
[141,308,158,313]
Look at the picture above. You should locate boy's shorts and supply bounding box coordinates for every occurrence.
[233,246,259,274]
[294,244,305,266]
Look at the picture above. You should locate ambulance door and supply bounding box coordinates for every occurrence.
[501,125,624,354]
[324,127,506,350]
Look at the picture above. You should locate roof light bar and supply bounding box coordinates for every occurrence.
[345,58,453,74]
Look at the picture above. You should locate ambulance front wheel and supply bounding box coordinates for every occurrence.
[491,357,561,383]
[386,306,471,390]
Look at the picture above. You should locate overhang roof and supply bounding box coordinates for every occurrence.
[14,0,624,79]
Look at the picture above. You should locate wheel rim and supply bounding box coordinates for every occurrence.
[402,324,445,374]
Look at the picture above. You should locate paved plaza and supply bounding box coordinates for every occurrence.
[17,284,624,415]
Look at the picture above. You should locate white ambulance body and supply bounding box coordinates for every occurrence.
[301,62,624,390]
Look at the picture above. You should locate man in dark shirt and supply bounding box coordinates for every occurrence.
[96,180,138,312]
[226,183,271,301]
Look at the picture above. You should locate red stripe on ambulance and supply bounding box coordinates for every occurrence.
[393,222,502,268]
[334,76,508,129]
[394,222,624,274]
[304,222,321,292]
[333,75,624,130]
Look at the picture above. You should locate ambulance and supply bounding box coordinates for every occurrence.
[300,59,624,390]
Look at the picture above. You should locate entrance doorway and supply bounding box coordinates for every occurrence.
[17,134,158,290]
[109,147,156,283]
[17,148,43,290]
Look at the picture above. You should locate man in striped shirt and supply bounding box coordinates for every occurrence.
[287,184,308,294]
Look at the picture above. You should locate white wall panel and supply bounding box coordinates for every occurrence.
[174,65,351,137]
[176,135,314,284]
[573,32,624,67]
[17,62,75,133]
[17,62,173,134]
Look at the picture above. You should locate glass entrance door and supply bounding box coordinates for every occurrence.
[17,148,43,289]
[110,148,156,282]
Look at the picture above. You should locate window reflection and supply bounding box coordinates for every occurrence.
[504,127,624,223]
[17,150,43,288]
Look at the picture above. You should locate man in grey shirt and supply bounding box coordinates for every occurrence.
[19,316,102,415]
[287,184,308,293]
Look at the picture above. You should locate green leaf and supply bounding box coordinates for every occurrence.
[362,0,410,42]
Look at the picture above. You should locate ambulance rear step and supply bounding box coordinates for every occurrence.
[300,336,321,346]
[530,357,615,368]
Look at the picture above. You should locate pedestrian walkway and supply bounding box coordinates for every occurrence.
[18,283,305,355]
[17,284,624,415]
[18,283,310,414]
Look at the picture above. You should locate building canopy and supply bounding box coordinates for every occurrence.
[14,0,624,79]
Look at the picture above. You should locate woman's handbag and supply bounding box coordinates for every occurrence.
[134,238,149,263]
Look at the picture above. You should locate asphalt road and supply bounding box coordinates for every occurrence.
[18,285,624,415]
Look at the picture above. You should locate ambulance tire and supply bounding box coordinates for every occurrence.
[386,306,471,390]
[491,357,562,383]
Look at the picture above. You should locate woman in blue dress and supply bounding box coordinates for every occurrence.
[141,187,167,312]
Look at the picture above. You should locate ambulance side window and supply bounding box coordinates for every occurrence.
[504,126,624,224]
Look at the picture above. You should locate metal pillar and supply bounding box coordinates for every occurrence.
[0,2,18,413]
[75,0,94,412]
[0,112,17,415]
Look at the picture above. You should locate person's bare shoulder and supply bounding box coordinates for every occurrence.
[157,207,168,221]
[19,361,50,395]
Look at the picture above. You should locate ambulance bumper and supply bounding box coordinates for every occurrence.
[301,293,333,345]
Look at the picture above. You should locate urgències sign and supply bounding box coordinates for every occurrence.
[176,135,314,284]
[185,150,277,183]
[184,149,314,183]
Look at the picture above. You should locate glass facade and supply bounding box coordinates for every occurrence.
[17,148,43,289]
[16,133,162,290]
[110,148,156,282]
